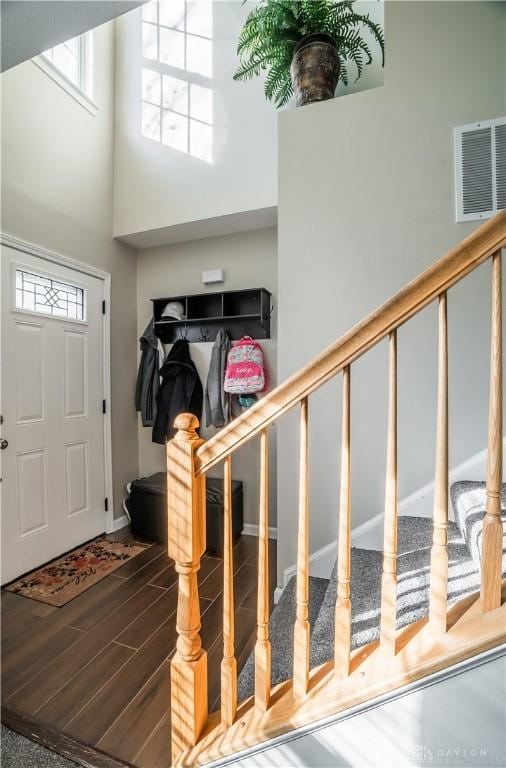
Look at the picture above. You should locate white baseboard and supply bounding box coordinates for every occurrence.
[279,518,367,592]
[351,439,504,550]
[281,538,337,591]
[273,586,284,604]
[396,441,502,518]
[111,514,130,532]
[242,523,278,539]
[276,441,501,596]
[111,516,276,540]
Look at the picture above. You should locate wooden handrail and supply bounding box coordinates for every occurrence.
[169,214,506,766]
[195,212,506,476]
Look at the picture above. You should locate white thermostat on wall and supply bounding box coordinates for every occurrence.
[202,268,225,285]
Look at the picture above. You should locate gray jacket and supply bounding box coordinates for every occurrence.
[205,328,230,428]
[135,320,160,427]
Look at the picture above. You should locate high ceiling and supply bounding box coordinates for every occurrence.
[1,0,146,72]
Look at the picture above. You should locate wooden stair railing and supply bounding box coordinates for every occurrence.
[334,365,351,677]
[481,251,503,612]
[167,212,506,767]
[255,428,271,711]
[220,455,236,727]
[294,397,310,699]
[429,292,449,635]
[380,330,398,654]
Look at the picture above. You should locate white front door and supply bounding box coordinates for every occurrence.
[1,246,107,584]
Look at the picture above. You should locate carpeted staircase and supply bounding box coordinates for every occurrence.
[238,480,506,700]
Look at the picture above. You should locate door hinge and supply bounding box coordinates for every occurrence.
[104,497,109,512]
[102,399,106,414]
[102,300,106,315]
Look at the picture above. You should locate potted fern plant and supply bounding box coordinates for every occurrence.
[234,0,384,108]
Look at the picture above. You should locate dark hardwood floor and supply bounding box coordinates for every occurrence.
[1,529,276,768]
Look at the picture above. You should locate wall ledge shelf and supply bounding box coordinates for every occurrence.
[152,288,272,343]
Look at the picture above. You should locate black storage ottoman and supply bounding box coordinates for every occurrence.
[126,472,243,555]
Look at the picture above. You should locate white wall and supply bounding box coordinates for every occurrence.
[113,0,383,245]
[113,0,277,241]
[137,226,277,526]
[276,1,506,580]
[1,21,139,520]
[332,1,384,100]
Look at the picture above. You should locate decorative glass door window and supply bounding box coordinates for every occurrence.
[15,269,86,321]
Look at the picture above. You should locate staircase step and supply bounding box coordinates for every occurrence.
[310,516,478,669]
[237,575,328,701]
[450,480,506,570]
[237,511,500,700]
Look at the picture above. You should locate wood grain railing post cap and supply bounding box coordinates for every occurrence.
[174,413,200,436]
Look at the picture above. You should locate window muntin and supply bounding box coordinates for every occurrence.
[141,1,213,163]
[42,33,93,98]
[15,269,86,321]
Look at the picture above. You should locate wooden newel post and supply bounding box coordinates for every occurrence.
[167,413,207,763]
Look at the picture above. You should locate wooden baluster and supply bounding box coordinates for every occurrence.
[429,292,449,634]
[221,455,237,726]
[380,331,398,654]
[167,414,207,763]
[334,366,352,678]
[255,428,271,710]
[481,251,503,612]
[294,398,310,699]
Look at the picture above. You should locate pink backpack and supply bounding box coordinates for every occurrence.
[224,337,266,394]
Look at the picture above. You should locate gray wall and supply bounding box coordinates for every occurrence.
[276,1,506,580]
[1,21,139,520]
[228,653,506,767]
[137,226,278,526]
[1,1,144,72]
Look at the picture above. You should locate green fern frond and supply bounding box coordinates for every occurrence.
[339,60,348,86]
[264,66,292,106]
[233,0,384,108]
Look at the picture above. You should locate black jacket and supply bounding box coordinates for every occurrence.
[135,321,159,427]
[152,340,203,444]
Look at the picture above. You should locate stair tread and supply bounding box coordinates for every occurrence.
[310,516,478,669]
[238,515,481,701]
[450,480,506,569]
[237,575,328,701]
[238,510,506,700]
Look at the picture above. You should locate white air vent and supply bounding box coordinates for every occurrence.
[455,117,506,222]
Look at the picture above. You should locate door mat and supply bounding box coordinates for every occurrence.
[4,537,147,606]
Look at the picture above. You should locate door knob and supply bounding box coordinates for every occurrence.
[0,439,8,449]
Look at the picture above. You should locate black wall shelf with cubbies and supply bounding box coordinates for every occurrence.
[152,288,272,344]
